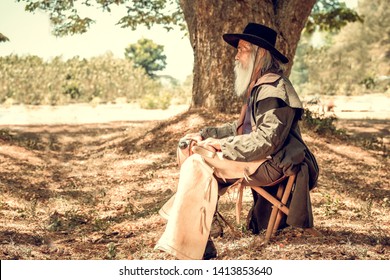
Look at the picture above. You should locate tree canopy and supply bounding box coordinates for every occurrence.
[15,0,360,39]
[16,0,185,37]
[0,33,10,43]
[125,38,167,78]
[305,0,362,34]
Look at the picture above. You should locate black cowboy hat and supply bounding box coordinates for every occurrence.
[223,22,289,64]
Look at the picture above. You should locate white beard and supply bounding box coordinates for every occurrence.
[234,52,255,97]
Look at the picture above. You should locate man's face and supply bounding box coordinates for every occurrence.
[235,40,253,69]
[234,40,255,97]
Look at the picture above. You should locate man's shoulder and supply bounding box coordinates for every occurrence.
[253,73,285,100]
[253,73,303,109]
[254,73,282,87]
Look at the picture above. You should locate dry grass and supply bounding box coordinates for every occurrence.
[0,108,389,260]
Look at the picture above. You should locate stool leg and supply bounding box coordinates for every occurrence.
[272,210,284,234]
[272,184,285,234]
[264,183,284,241]
[252,175,297,243]
[272,175,296,234]
[265,206,280,242]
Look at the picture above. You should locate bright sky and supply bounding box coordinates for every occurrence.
[0,0,357,82]
[0,0,194,82]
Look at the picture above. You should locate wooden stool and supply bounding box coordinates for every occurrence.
[249,174,296,242]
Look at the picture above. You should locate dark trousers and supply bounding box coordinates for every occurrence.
[216,160,289,234]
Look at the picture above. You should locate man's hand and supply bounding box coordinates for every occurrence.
[197,137,221,153]
[183,132,203,143]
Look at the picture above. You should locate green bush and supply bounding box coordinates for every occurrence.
[0,54,193,108]
[63,83,81,100]
[0,53,162,105]
[302,109,345,137]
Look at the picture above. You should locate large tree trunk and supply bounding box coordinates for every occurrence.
[180,0,316,113]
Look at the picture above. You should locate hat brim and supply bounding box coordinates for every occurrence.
[223,33,289,64]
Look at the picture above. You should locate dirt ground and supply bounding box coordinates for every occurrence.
[0,99,389,260]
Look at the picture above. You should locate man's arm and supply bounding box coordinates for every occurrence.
[182,122,236,154]
[182,121,237,145]
[199,121,238,140]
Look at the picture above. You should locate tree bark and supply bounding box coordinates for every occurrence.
[180,0,316,113]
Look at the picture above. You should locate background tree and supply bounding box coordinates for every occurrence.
[305,0,362,34]
[180,0,317,112]
[17,0,360,113]
[125,38,167,78]
[291,0,389,96]
[0,33,10,43]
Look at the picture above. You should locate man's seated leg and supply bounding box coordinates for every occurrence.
[155,154,219,260]
[245,161,287,234]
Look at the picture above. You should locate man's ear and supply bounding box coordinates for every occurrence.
[258,47,266,58]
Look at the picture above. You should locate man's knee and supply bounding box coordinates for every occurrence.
[181,153,203,167]
[181,153,214,176]
[247,161,283,186]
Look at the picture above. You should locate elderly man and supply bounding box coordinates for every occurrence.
[155,23,319,260]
